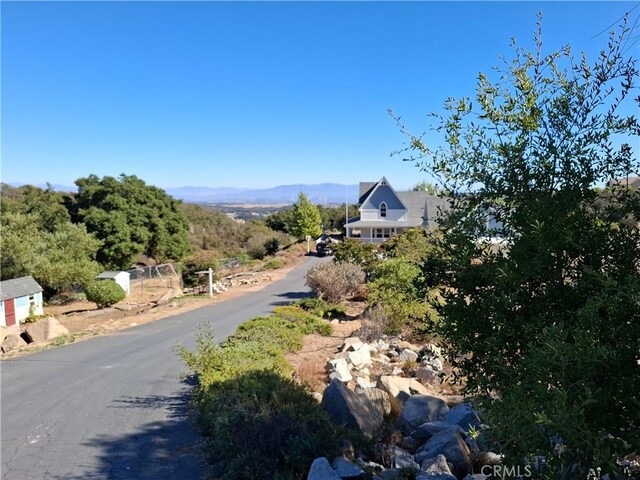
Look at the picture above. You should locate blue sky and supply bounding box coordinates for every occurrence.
[2,1,638,191]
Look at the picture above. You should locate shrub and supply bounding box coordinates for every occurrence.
[264,237,280,256]
[262,258,285,270]
[176,311,362,480]
[368,259,438,335]
[332,238,379,273]
[305,261,365,303]
[181,252,220,288]
[85,281,126,308]
[273,305,333,336]
[294,297,346,318]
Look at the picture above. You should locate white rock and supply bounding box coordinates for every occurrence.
[348,345,371,367]
[342,337,364,352]
[399,349,419,363]
[328,358,352,383]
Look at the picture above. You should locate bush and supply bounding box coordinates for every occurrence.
[264,237,280,256]
[262,258,285,270]
[332,238,379,273]
[176,309,359,480]
[305,261,365,303]
[181,252,219,288]
[368,259,439,335]
[85,280,126,308]
[273,305,333,336]
[293,297,346,319]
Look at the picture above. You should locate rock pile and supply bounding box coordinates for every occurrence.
[313,336,498,480]
[1,317,69,353]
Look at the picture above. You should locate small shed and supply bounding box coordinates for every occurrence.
[96,271,131,295]
[0,276,44,327]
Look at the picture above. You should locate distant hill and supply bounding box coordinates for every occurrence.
[165,183,360,205]
[7,182,361,205]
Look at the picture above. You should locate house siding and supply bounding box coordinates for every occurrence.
[361,185,405,210]
[0,292,43,326]
[361,208,406,221]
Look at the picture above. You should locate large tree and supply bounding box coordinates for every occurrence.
[73,174,190,268]
[396,15,639,478]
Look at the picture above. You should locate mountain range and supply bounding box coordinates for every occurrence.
[10,182,361,205]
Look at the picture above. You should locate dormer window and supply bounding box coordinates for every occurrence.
[379,202,387,218]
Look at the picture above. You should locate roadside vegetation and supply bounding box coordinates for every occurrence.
[176,305,367,480]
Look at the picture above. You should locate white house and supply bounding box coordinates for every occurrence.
[345,177,449,243]
[96,271,131,295]
[0,276,44,327]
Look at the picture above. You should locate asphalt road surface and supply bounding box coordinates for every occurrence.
[1,255,325,480]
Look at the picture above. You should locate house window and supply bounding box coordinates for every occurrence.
[375,228,393,239]
[28,295,35,305]
[379,202,387,218]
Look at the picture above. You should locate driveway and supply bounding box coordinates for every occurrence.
[1,255,326,480]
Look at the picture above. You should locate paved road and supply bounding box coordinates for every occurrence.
[1,256,325,480]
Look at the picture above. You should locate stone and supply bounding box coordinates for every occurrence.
[348,345,371,367]
[0,327,8,345]
[415,429,472,478]
[331,457,365,478]
[360,388,392,416]
[311,392,323,403]
[410,421,465,443]
[401,435,421,453]
[1,334,28,353]
[397,395,450,435]
[398,349,419,363]
[356,376,376,389]
[421,454,452,475]
[416,367,442,387]
[391,367,404,376]
[446,403,481,433]
[328,358,353,383]
[379,470,401,480]
[321,379,383,438]
[378,376,430,403]
[23,317,69,343]
[390,446,419,469]
[307,457,341,480]
[373,354,391,364]
[359,367,371,376]
[397,340,421,353]
[342,337,364,352]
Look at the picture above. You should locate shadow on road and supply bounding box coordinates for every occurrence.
[269,290,313,306]
[54,379,206,480]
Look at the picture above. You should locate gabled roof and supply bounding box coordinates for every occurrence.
[0,276,43,302]
[358,182,377,204]
[360,177,407,211]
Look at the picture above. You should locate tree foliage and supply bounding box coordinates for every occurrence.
[286,192,322,240]
[332,238,380,273]
[73,174,190,268]
[1,212,101,294]
[396,16,640,477]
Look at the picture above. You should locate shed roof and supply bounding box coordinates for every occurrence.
[0,276,43,302]
[96,271,130,279]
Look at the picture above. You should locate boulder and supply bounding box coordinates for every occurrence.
[424,358,444,372]
[390,446,419,469]
[416,474,458,480]
[1,334,28,353]
[410,421,465,443]
[401,435,421,453]
[446,403,481,433]
[307,457,341,480]
[373,354,391,364]
[416,367,442,387]
[328,358,353,383]
[342,337,364,352]
[398,349,419,363]
[415,429,472,478]
[321,379,383,438]
[23,317,69,343]
[396,340,421,353]
[397,395,449,434]
[379,470,401,480]
[360,388,392,417]
[331,457,365,478]
[348,345,371,367]
[378,376,430,403]
[421,454,452,475]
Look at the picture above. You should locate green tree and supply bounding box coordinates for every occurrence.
[1,212,101,294]
[74,174,190,268]
[287,192,322,252]
[412,181,440,194]
[396,16,639,477]
[332,238,379,274]
[381,227,436,264]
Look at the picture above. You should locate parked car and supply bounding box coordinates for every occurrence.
[316,242,333,257]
